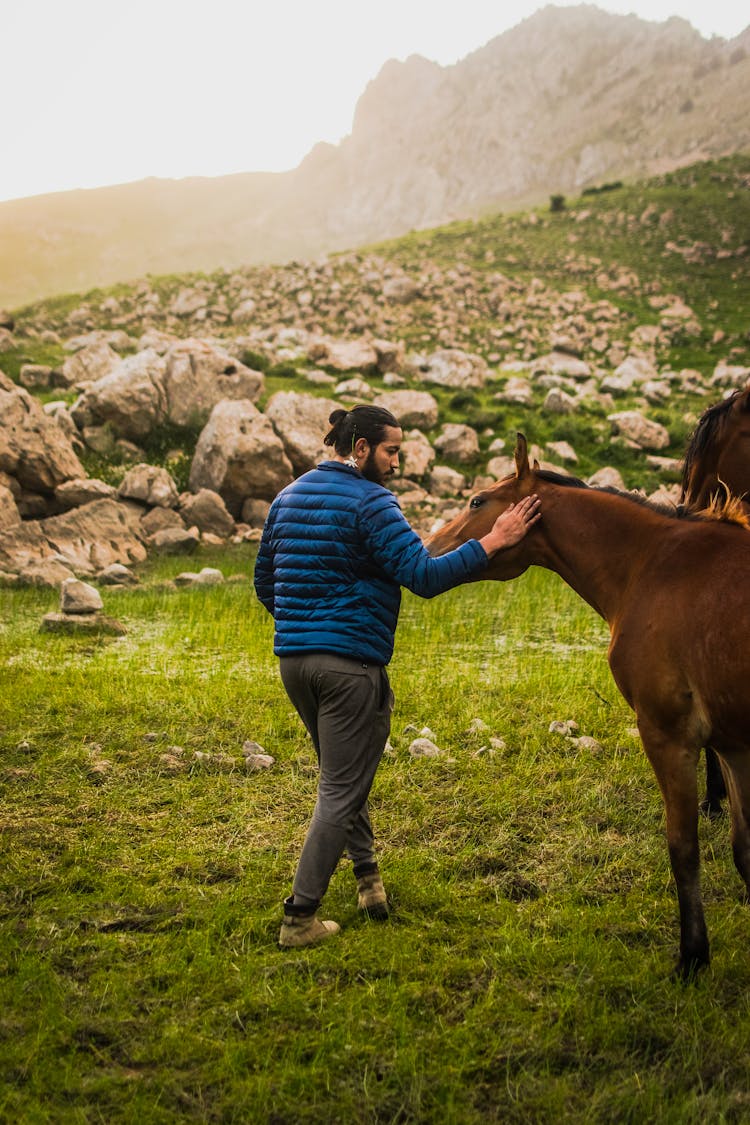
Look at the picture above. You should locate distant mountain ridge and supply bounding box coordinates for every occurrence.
[2,3,749,308]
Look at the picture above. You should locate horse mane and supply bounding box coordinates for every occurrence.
[534,468,741,525]
[701,487,750,528]
[681,388,747,498]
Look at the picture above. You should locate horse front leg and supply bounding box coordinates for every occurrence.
[638,721,709,978]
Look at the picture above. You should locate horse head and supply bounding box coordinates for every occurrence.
[427,433,546,579]
[681,383,750,510]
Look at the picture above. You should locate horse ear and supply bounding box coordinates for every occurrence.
[514,433,530,478]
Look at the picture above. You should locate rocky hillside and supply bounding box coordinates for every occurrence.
[1,156,748,588]
[2,5,749,308]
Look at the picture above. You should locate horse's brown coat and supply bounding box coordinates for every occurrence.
[427,433,750,976]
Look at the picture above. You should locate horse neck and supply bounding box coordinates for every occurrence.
[533,483,667,622]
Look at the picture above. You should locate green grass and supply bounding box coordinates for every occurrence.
[2,550,750,1122]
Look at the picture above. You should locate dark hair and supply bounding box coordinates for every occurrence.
[323,405,400,455]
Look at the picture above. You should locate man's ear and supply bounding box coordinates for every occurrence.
[354,437,370,459]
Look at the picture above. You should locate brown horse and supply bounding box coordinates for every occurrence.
[681,384,750,816]
[428,433,750,977]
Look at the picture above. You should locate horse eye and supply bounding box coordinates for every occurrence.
[470,496,485,509]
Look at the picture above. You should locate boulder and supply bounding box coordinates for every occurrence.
[170,288,208,318]
[189,400,294,514]
[265,391,338,475]
[161,338,264,427]
[0,483,21,531]
[400,430,435,480]
[486,455,516,480]
[382,277,419,304]
[0,371,85,493]
[417,349,488,389]
[72,349,167,440]
[711,362,750,389]
[373,390,439,430]
[55,478,117,510]
[18,557,76,587]
[60,340,121,387]
[241,498,271,528]
[608,411,670,451]
[494,377,534,405]
[433,424,480,464]
[0,498,146,576]
[97,563,139,586]
[117,464,179,509]
[140,507,185,536]
[147,526,200,554]
[307,336,379,372]
[334,376,374,400]
[19,364,53,390]
[543,388,577,414]
[178,489,235,538]
[429,466,466,497]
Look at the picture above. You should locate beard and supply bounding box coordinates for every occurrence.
[361,451,393,485]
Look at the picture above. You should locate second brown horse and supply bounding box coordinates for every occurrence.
[428,433,750,977]
[681,384,750,816]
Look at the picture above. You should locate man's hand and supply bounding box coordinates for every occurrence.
[479,495,541,557]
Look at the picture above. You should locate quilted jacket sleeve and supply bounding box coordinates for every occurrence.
[253,509,276,614]
[360,489,487,598]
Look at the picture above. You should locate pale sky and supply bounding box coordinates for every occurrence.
[2,0,747,204]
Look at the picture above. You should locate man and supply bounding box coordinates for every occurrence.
[254,405,540,947]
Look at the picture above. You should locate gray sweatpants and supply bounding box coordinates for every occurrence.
[279,652,394,905]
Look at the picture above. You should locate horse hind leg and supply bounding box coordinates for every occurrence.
[718,754,750,901]
[700,746,727,818]
[639,723,709,977]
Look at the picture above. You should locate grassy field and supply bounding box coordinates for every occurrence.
[2,548,750,1122]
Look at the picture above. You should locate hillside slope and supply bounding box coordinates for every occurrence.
[2,5,749,309]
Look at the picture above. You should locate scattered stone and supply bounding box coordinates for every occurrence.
[60,578,104,614]
[118,464,179,509]
[159,753,186,773]
[408,737,444,758]
[243,749,276,772]
[571,735,604,754]
[174,567,225,587]
[97,563,139,586]
[147,526,200,554]
[40,612,126,636]
[549,719,579,736]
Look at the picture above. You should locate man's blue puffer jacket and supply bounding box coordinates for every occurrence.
[254,461,488,665]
